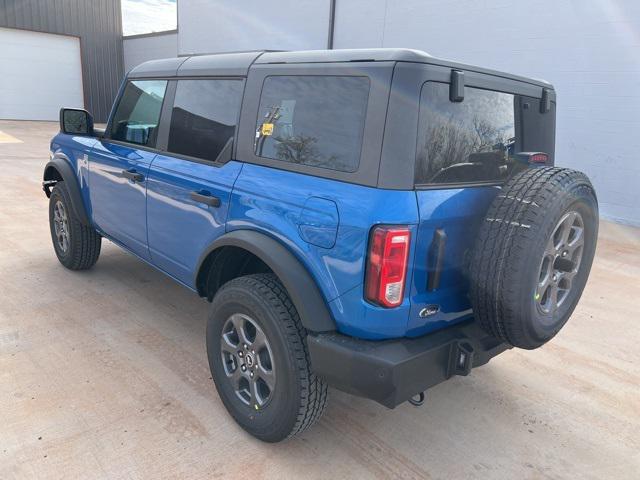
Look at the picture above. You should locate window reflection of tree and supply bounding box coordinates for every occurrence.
[422,114,512,182]
[257,103,344,170]
[273,134,341,169]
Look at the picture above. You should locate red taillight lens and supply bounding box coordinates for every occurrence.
[529,153,549,164]
[365,226,411,308]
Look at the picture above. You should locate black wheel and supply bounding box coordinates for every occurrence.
[48,181,101,270]
[207,273,328,442]
[470,167,598,349]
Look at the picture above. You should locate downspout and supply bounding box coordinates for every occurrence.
[327,0,336,49]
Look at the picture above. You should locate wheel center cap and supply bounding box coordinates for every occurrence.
[245,353,254,367]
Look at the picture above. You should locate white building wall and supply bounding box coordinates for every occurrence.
[177,0,330,55]
[334,0,640,226]
[123,31,178,73]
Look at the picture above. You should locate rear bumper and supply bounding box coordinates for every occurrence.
[307,321,509,408]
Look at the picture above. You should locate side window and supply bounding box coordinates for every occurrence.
[416,83,520,185]
[167,79,244,162]
[255,75,370,173]
[110,80,167,146]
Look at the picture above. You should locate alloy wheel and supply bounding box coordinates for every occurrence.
[536,211,585,315]
[220,313,276,409]
[53,200,70,253]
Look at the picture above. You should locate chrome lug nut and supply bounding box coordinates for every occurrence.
[238,351,243,357]
[241,365,246,371]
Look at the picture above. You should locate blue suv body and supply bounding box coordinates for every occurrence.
[44,49,591,443]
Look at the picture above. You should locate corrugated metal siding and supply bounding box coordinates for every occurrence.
[0,0,124,121]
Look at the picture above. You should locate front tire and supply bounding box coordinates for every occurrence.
[207,274,328,442]
[49,181,101,270]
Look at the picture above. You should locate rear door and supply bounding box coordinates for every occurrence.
[89,79,168,259]
[146,78,245,286]
[405,69,556,336]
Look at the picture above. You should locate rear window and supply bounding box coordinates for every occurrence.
[255,75,370,173]
[416,82,554,185]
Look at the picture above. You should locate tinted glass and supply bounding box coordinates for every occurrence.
[167,79,244,162]
[255,76,370,172]
[110,80,167,146]
[62,109,89,134]
[417,83,523,185]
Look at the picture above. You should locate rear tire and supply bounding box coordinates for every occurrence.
[48,181,101,270]
[207,273,328,442]
[470,167,598,349]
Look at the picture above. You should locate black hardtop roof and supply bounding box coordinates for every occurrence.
[127,48,552,88]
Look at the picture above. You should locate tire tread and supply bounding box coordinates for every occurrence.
[50,182,101,270]
[213,273,328,440]
[469,167,596,348]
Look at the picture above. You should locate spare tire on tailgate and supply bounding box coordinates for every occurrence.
[469,167,598,349]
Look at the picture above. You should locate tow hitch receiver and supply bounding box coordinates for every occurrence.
[453,342,474,376]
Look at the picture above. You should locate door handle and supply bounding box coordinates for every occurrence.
[122,169,144,183]
[190,191,221,208]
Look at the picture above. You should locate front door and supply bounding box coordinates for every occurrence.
[88,79,168,260]
[146,78,245,286]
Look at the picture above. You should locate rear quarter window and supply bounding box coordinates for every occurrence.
[254,75,370,173]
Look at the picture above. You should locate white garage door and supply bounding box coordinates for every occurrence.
[0,27,84,121]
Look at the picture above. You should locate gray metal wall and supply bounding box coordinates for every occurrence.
[0,0,124,122]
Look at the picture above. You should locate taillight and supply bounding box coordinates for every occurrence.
[365,226,411,308]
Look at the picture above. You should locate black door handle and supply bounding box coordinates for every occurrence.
[122,169,144,183]
[190,191,221,208]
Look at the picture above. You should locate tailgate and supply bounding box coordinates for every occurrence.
[407,187,498,336]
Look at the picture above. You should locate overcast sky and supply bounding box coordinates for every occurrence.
[121,0,177,36]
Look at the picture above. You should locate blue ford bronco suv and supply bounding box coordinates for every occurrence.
[44,49,598,442]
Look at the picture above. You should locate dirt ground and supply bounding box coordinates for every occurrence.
[1,120,638,479]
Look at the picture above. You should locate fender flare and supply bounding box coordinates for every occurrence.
[43,156,90,225]
[197,230,337,333]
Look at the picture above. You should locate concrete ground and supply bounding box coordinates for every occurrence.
[0,120,638,479]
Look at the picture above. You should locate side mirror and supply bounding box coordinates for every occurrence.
[60,108,94,136]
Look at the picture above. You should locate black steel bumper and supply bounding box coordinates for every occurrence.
[307,321,510,408]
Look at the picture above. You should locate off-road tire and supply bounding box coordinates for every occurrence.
[207,273,328,442]
[49,181,101,270]
[470,167,598,349]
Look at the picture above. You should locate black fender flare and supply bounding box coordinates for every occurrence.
[197,230,337,333]
[43,156,90,225]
